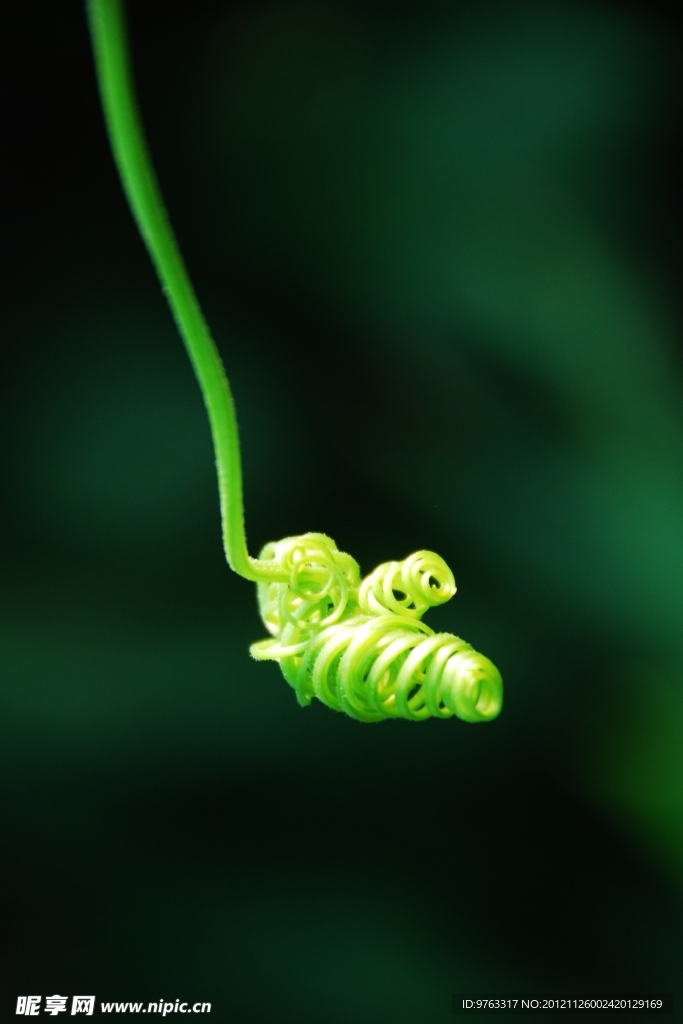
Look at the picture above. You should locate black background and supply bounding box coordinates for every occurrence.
[2,1,683,1020]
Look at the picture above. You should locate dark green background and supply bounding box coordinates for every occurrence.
[2,0,683,1019]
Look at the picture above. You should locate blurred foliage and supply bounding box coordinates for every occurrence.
[1,0,683,1018]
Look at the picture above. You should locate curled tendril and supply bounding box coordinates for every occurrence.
[88,0,503,729]
[250,534,502,724]
[359,550,456,618]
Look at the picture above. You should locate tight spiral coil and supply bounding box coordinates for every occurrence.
[250,533,502,723]
[86,3,501,728]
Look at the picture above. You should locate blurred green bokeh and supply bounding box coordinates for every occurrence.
[2,0,683,1018]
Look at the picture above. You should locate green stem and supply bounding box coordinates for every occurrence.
[87,0,280,582]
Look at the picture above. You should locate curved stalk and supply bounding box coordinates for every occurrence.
[87,0,281,582]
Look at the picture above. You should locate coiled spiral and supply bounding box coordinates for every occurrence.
[250,533,502,724]
[86,2,501,728]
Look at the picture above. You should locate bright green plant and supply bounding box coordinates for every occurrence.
[86,0,502,724]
